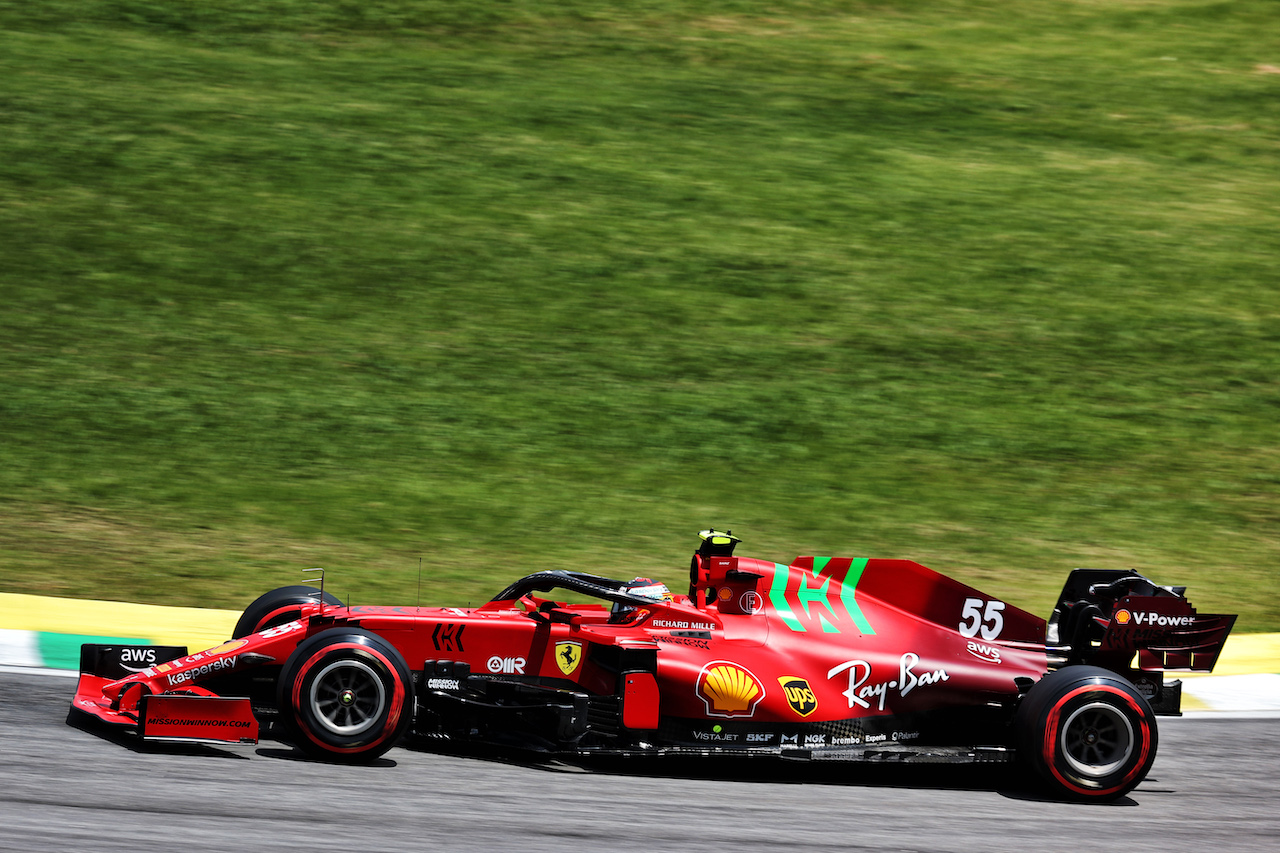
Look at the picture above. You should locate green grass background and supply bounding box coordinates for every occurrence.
[2,0,1278,631]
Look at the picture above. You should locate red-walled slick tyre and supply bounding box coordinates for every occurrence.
[1015,665,1158,802]
[233,585,343,639]
[277,628,413,763]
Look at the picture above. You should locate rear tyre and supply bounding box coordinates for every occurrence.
[1015,665,1157,801]
[233,585,343,639]
[277,628,413,763]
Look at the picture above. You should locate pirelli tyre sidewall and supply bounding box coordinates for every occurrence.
[1016,665,1158,802]
[233,585,344,639]
[278,627,413,762]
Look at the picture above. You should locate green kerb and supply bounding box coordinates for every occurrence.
[37,632,150,671]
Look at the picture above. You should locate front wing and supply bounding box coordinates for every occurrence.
[69,643,259,746]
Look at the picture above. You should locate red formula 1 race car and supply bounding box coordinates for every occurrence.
[69,530,1236,801]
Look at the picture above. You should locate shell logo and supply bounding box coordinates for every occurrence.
[1114,609,1132,625]
[696,661,765,718]
[207,639,249,656]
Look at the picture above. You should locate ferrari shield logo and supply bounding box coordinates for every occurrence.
[555,641,583,676]
[778,676,818,717]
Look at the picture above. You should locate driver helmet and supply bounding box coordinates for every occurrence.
[610,577,672,622]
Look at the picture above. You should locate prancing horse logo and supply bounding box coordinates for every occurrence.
[555,641,583,676]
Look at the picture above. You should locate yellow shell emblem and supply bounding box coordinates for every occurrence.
[205,639,248,657]
[697,662,764,718]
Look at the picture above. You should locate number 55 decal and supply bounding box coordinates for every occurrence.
[959,598,1005,640]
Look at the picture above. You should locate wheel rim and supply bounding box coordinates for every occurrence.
[308,659,386,737]
[1060,700,1135,778]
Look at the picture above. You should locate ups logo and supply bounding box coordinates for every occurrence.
[778,676,817,717]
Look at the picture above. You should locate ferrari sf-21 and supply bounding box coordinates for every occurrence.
[70,530,1235,801]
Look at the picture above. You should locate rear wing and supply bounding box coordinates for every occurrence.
[1101,597,1236,672]
[1048,569,1236,673]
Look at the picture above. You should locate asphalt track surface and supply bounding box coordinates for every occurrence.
[4,671,1277,853]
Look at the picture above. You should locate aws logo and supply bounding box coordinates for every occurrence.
[118,647,157,673]
[966,641,1002,664]
[778,676,818,717]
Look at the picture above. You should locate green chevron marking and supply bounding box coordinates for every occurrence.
[840,558,875,634]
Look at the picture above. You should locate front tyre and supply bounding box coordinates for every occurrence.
[277,628,413,763]
[1015,665,1157,801]
[233,585,343,639]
